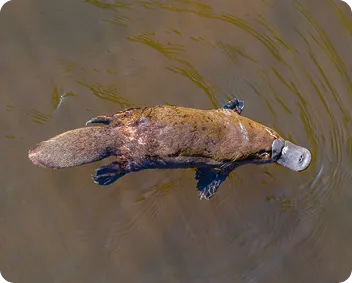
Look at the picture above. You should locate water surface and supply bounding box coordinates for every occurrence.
[1,0,352,282]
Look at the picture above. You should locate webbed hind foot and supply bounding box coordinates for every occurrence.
[223,98,244,115]
[93,162,126,186]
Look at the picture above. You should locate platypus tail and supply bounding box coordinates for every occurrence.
[28,126,114,169]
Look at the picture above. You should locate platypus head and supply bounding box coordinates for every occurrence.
[271,137,311,171]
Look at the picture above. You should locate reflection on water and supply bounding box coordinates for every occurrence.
[127,31,221,107]
[77,81,135,107]
[85,0,133,26]
[1,0,352,282]
[52,88,76,110]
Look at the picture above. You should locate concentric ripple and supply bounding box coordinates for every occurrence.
[3,0,352,282]
[78,0,352,281]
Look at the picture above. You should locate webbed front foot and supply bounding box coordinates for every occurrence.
[199,178,224,200]
[223,98,244,115]
[93,162,126,186]
[195,168,231,200]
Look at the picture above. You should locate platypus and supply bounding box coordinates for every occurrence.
[28,99,311,199]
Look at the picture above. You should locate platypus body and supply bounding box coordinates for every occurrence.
[28,99,311,199]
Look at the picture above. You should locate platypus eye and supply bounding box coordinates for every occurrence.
[258,151,270,159]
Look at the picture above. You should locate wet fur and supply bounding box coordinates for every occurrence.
[29,105,280,197]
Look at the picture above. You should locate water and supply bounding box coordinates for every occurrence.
[1,0,352,282]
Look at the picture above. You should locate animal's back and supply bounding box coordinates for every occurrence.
[28,105,279,169]
[119,106,278,162]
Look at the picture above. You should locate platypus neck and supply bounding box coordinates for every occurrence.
[211,110,279,162]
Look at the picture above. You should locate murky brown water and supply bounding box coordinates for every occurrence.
[1,0,352,282]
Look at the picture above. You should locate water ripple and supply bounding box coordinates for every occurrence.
[78,0,352,280]
[77,81,135,107]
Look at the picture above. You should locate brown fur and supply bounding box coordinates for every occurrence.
[29,105,280,170]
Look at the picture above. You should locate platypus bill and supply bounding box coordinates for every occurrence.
[28,99,311,200]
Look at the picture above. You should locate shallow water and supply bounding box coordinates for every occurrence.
[1,0,352,282]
